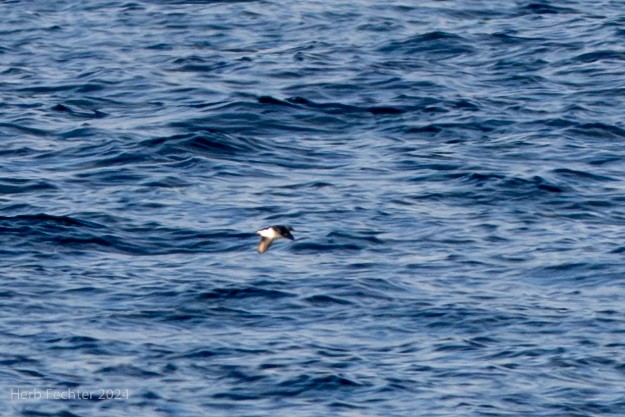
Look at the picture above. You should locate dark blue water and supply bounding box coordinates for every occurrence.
[2,1,625,416]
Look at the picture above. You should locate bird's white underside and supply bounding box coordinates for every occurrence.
[257,227,279,239]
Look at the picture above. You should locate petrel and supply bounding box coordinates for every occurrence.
[256,225,294,254]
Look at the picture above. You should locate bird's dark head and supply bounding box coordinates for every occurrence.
[275,225,294,240]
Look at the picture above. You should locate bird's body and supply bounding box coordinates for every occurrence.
[256,225,294,254]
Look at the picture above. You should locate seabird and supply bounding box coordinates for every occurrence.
[256,225,294,254]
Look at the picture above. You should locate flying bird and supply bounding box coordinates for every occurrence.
[256,225,294,254]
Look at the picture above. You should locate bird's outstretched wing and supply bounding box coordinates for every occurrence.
[257,237,273,254]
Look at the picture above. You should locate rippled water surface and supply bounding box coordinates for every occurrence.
[3,1,625,416]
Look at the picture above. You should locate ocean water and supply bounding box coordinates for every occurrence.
[2,0,625,416]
